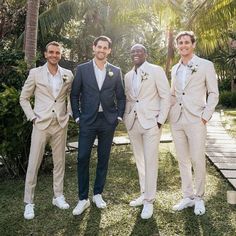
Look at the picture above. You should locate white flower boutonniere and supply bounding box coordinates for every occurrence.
[140,70,149,82]
[188,63,198,74]
[107,68,114,78]
[62,74,69,83]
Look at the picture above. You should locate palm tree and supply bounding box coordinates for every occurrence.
[24,0,40,69]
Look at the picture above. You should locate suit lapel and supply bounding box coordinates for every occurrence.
[184,56,199,89]
[88,60,100,91]
[42,64,54,96]
[101,63,111,91]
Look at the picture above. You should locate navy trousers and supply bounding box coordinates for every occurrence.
[77,113,117,200]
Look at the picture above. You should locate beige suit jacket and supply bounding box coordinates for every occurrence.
[20,63,73,130]
[169,55,219,123]
[123,61,170,130]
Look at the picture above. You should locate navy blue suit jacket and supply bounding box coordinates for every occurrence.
[70,60,126,125]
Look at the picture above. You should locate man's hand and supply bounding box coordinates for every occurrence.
[201,118,207,125]
[32,117,36,124]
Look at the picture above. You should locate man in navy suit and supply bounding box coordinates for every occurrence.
[70,36,126,215]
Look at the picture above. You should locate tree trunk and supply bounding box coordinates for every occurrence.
[24,0,40,69]
[165,28,174,78]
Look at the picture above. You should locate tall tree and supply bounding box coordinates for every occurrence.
[24,0,40,69]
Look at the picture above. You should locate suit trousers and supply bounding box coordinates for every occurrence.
[78,113,116,200]
[24,118,67,203]
[171,114,207,199]
[128,118,161,203]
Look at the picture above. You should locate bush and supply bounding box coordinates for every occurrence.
[0,85,32,177]
[0,50,32,177]
[0,51,27,92]
[219,90,236,108]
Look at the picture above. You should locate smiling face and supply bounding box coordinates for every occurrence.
[93,40,111,62]
[130,44,147,68]
[44,45,62,66]
[176,35,195,59]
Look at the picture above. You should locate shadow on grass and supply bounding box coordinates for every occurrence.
[130,214,160,236]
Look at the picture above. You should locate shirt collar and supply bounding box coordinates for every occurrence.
[132,60,148,73]
[46,63,62,76]
[93,59,107,71]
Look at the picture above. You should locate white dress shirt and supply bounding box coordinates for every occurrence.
[93,59,107,112]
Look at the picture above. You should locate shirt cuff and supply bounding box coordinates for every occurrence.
[75,117,80,123]
[117,117,123,121]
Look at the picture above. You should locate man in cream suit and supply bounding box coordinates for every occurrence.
[169,31,219,215]
[124,44,170,219]
[20,41,73,220]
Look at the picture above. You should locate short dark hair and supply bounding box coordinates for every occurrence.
[131,43,147,53]
[93,36,112,48]
[45,41,62,52]
[175,31,196,44]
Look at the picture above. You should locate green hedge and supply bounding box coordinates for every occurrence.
[0,50,32,177]
[219,91,236,108]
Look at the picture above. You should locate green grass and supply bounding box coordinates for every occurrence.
[0,142,236,236]
[221,109,236,138]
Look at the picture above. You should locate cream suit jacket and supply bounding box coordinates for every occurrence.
[169,55,219,123]
[123,61,170,130]
[20,63,73,130]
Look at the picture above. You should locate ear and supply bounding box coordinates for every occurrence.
[193,42,196,48]
[44,51,47,59]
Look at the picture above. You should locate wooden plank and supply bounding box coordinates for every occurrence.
[206,152,236,157]
[228,179,236,189]
[207,156,236,163]
[214,163,236,170]
[221,170,236,178]
[113,136,130,145]
[206,144,236,148]
[206,147,236,152]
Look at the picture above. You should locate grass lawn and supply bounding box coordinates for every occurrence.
[0,139,236,235]
[220,109,236,138]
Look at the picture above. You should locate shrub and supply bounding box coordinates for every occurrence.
[0,85,32,177]
[219,90,236,108]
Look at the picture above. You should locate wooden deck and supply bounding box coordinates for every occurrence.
[206,112,236,189]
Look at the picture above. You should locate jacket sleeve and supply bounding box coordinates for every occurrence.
[202,62,219,121]
[115,69,126,118]
[19,69,36,121]
[70,66,82,120]
[154,67,171,124]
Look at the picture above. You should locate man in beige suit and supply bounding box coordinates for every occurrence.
[124,44,170,219]
[169,31,219,215]
[20,41,73,220]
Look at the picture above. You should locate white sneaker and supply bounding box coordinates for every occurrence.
[72,199,90,215]
[173,198,195,211]
[194,199,205,215]
[52,195,70,209]
[129,195,144,207]
[92,194,107,208]
[141,203,153,219]
[24,203,35,220]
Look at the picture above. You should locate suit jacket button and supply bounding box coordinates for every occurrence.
[54,100,56,102]
[182,92,185,95]
[179,103,182,106]
[136,100,139,102]
[52,110,55,112]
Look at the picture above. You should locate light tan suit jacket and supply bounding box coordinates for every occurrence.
[20,63,73,130]
[169,55,219,123]
[123,61,170,130]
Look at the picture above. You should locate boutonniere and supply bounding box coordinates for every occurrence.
[140,70,149,82]
[62,74,69,83]
[107,67,114,78]
[187,63,198,74]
